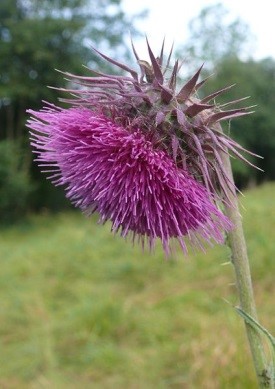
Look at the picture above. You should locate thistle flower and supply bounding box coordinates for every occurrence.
[28,104,232,254]
[27,39,256,254]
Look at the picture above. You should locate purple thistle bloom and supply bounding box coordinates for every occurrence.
[26,39,260,255]
[27,104,232,255]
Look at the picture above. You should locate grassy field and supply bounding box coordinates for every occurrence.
[0,184,274,388]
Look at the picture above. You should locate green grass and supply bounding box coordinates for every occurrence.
[0,184,274,388]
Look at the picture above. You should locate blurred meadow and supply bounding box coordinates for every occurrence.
[0,183,274,388]
[1,0,275,388]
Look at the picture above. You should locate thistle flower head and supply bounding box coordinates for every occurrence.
[27,39,256,255]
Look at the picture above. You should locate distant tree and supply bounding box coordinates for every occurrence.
[177,3,254,71]
[0,140,33,223]
[0,0,142,140]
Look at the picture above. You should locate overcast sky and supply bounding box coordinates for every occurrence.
[122,0,275,60]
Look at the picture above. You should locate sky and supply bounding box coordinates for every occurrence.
[122,0,275,61]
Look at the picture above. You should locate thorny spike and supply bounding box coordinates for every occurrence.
[130,36,140,62]
[56,69,124,85]
[207,108,251,125]
[220,133,263,158]
[194,74,214,92]
[201,84,236,104]
[91,46,139,80]
[219,96,251,108]
[146,37,164,84]
[158,37,166,66]
[164,41,174,73]
[177,64,204,102]
[219,138,264,170]
[185,103,215,117]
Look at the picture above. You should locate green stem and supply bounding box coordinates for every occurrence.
[220,147,269,387]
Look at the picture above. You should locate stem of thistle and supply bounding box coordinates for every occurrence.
[220,141,269,387]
